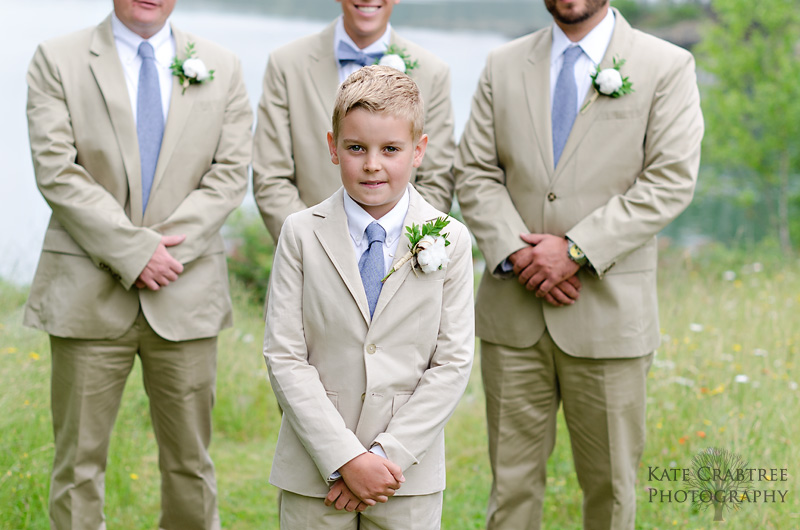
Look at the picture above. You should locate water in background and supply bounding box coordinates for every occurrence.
[1,0,508,284]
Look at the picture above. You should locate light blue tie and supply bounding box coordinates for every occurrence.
[337,40,384,67]
[359,222,386,319]
[137,41,164,213]
[552,46,583,168]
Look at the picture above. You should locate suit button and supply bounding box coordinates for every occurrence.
[547,192,557,201]
[366,344,377,354]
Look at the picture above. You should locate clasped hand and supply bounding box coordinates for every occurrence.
[325,452,405,512]
[509,233,581,306]
[135,234,186,290]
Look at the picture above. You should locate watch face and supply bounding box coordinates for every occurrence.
[570,245,584,259]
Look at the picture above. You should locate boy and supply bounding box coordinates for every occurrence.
[252,0,456,241]
[263,66,474,529]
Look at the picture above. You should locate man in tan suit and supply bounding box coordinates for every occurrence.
[263,66,474,529]
[455,0,703,528]
[252,0,456,241]
[24,0,252,528]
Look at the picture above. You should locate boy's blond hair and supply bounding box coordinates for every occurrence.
[331,65,424,143]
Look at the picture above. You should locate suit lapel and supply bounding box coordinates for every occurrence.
[313,190,372,325]
[149,24,196,204]
[88,16,144,224]
[522,29,556,180]
[309,21,341,117]
[370,188,422,323]
[553,9,634,181]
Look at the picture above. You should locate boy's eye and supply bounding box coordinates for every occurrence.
[347,145,364,152]
[384,146,399,153]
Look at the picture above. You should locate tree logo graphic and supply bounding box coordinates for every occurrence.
[686,447,753,522]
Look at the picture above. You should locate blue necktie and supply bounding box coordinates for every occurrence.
[359,222,386,319]
[337,40,384,67]
[137,41,164,213]
[552,46,583,168]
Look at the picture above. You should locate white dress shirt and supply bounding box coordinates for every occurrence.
[550,8,616,115]
[343,186,410,276]
[111,12,175,123]
[334,16,392,84]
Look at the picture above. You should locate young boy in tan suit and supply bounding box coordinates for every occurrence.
[262,66,474,529]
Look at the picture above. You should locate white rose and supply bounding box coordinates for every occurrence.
[416,235,449,273]
[595,68,623,95]
[183,58,210,81]
[378,54,406,73]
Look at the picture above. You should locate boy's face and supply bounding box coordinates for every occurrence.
[337,0,401,49]
[328,107,427,220]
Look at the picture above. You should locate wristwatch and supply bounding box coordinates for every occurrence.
[566,238,588,267]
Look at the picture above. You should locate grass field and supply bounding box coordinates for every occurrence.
[1,245,797,529]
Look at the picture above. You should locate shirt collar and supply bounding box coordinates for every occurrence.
[343,186,410,248]
[334,15,392,57]
[111,11,173,65]
[550,7,615,66]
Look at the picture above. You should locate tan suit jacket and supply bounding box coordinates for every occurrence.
[24,16,252,341]
[455,10,703,358]
[252,21,456,240]
[263,186,474,497]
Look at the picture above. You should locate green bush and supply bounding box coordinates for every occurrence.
[224,208,274,305]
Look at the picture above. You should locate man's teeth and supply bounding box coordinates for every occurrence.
[357,6,380,13]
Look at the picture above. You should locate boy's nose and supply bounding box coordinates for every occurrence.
[363,153,382,172]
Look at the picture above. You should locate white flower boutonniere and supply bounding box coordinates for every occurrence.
[170,42,215,94]
[382,217,450,282]
[590,57,633,98]
[376,44,419,74]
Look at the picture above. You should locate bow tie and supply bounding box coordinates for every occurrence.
[337,40,384,67]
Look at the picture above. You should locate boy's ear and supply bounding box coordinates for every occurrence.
[327,131,340,165]
[412,133,428,169]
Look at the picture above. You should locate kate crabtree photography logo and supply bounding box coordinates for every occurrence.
[646,447,789,522]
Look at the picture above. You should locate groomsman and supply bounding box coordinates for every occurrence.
[24,0,252,528]
[455,0,703,528]
[252,0,456,241]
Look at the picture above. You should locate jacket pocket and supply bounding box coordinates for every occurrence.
[391,392,413,415]
[326,391,339,410]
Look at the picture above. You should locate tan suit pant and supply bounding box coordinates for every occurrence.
[48,312,219,530]
[279,490,443,529]
[482,332,653,530]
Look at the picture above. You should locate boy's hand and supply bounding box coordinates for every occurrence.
[338,452,405,504]
[325,478,369,512]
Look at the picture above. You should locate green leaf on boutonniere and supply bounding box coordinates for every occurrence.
[590,56,634,99]
[170,42,215,95]
[375,44,419,74]
[382,216,451,282]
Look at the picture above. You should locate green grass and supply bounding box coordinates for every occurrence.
[1,245,798,529]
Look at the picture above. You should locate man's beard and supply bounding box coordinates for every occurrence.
[544,0,609,25]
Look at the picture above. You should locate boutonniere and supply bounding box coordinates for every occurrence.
[170,42,214,95]
[590,57,633,98]
[375,44,419,74]
[382,217,450,282]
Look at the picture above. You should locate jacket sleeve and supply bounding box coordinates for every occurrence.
[251,53,310,241]
[566,50,704,277]
[26,44,161,289]
[413,63,456,214]
[454,53,531,275]
[373,223,475,471]
[263,216,367,481]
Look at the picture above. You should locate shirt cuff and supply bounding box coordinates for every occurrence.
[328,445,387,481]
